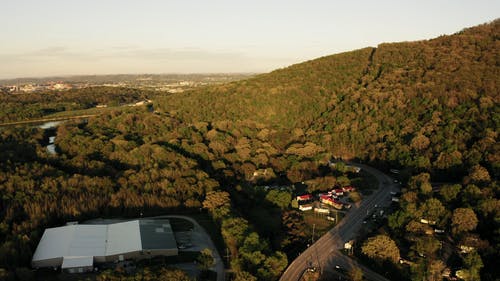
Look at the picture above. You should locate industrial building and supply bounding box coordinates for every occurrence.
[32,219,178,273]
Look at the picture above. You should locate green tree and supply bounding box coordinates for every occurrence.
[462,250,483,281]
[157,268,192,281]
[388,210,411,233]
[466,164,491,184]
[408,173,432,195]
[439,184,461,202]
[258,251,288,281]
[281,210,307,248]
[221,217,250,257]
[361,235,400,264]
[414,237,441,257]
[452,208,478,234]
[197,248,215,272]
[240,232,267,268]
[428,260,446,281]
[265,189,292,209]
[233,271,257,281]
[420,198,446,222]
[203,191,231,221]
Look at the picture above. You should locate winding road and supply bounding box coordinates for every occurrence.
[0,114,98,127]
[280,163,399,281]
[156,215,225,281]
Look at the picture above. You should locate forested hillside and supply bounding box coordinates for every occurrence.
[157,20,499,178]
[156,47,373,128]
[155,19,499,280]
[0,20,498,281]
[313,20,499,175]
[0,87,153,123]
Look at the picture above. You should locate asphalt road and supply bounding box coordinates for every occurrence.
[0,114,98,127]
[280,163,399,281]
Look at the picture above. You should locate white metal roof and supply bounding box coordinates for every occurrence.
[32,222,138,265]
[68,225,107,257]
[32,224,76,262]
[32,219,176,268]
[106,220,142,256]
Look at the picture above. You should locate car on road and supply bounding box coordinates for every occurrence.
[306,267,317,272]
[334,265,347,274]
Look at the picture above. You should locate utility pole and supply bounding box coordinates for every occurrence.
[312,223,316,244]
[224,248,231,265]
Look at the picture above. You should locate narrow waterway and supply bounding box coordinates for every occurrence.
[38,121,63,155]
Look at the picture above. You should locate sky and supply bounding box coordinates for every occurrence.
[0,0,498,79]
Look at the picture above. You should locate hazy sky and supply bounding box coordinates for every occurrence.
[0,0,498,79]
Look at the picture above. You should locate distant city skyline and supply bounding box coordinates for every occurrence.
[0,0,498,79]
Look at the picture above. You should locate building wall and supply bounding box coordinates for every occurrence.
[32,257,62,268]
[33,248,178,269]
[65,266,93,274]
[104,251,142,263]
[150,248,178,257]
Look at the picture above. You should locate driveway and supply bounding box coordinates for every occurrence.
[157,215,225,281]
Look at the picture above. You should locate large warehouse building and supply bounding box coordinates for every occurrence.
[32,219,178,273]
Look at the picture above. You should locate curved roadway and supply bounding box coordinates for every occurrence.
[280,163,399,281]
[158,215,225,281]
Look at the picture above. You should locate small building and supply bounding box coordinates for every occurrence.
[320,196,343,210]
[320,194,331,201]
[296,194,313,202]
[299,204,313,211]
[342,186,356,192]
[32,219,178,272]
[314,207,330,214]
[434,228,445,234]
[344,240,354,250]
[331,189,344,196]
[420,218,437,225]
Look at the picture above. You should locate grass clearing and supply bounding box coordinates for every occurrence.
[303,211,339,238]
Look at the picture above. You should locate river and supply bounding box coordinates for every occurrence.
[38,121,64,155]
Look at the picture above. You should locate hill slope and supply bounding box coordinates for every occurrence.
[157,47,374,128]
[156,20,500,280]
[157,20,499,175]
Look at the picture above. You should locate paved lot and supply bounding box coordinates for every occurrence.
[84,215,224,281]
[158,215,224,281]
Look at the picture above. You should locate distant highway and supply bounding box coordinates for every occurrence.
[280,163,399,281]
[0,114,98,127]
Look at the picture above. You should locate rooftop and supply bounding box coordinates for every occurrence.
[32,219,177,269]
